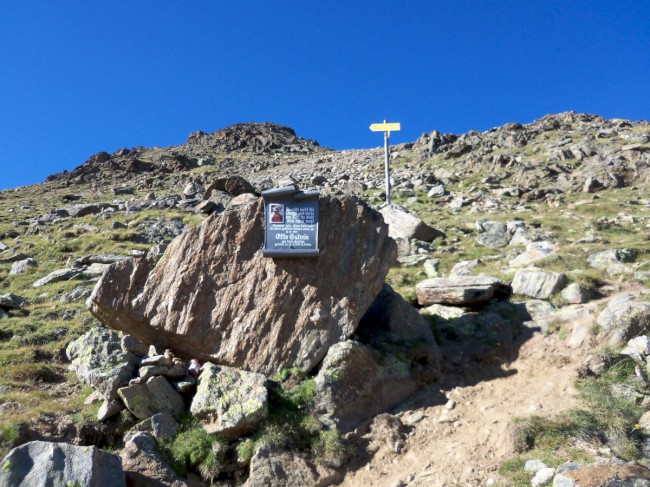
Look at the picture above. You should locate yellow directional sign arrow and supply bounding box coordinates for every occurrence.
[370,122,401,132]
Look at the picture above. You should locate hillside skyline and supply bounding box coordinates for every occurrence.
[2,1,649,190]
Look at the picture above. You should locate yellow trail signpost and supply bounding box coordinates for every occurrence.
[369,120,401,205]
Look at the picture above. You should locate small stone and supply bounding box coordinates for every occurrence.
[98,399,124,421]
[561,283,591,304]
[531,467,556,487]
[525,459,550,473]
[423,258,440,278]
[84,390,104,405]
[121,335,148,356]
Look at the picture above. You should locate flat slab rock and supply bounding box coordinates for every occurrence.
[89,195,396,376]
[416,276,504,306]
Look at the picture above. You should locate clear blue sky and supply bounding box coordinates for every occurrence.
[1,1,648,190]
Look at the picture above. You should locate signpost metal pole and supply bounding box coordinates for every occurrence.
[370,120,401,207]
[383,120,391,205]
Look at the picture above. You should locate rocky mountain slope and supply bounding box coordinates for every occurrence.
[2,112,650,486]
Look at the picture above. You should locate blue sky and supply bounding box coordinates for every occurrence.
[1,1,649,190]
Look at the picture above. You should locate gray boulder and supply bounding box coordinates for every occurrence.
[245,447,342,487]
[379,205,442,242]
[416,276,506,306]
[597,296,650,347]
[9,257,37,275]
[74,254,129,266]
[0,293,24,311]
[89,195,396,376]
[511,269,568,299]
[622,336,650,360]
[476,220,510,248]
[33,267,82,287]
[118,376,185,420]
[314,339,436,433]
[66,327,138,400]
[561,283,592,304]
[97,399,124,421]
[0,440,125,487]
[120,432,188,487]
[509,241,555,268]
[190,363,267,440]
[587,248,637,275]
[449,259,480,277]
[121,335,149,356]
[61,202,113,217]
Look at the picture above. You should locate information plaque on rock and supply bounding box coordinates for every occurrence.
[262,185,320,257]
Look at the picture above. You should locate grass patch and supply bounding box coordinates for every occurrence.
[503,354,647,482]
[165,416,227,482]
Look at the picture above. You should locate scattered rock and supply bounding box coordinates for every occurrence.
[0,293,24,311]
[449,259,480,277]
[379,205,442,242]
[622,336,650,361]
[66,327,138,400]
[244,447,342,487]
[33,267,82,287]
[416,276,506,306]
[525,459,550,473]
[423,258,440,278]
[121,334,149,356]
[97,398,124,421]
[0,440,125,487]
[9,257,37,275]
[597,296,650,347]
[314,340,423,433]
[119,376,185,420]
[561,283,592,304]
[190,363,268,440]
[476,220,510,248]
[587,248,637,275]
[120,432,189,487]
[531,467,556,486]
[511,269,568,299]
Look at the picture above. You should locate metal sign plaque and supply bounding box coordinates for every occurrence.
[262,185,320,257]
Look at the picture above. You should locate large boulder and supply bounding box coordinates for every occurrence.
[0,441,125,487]
[66,327,138,400]
[89,195,396,375]
[190,363,268,440]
